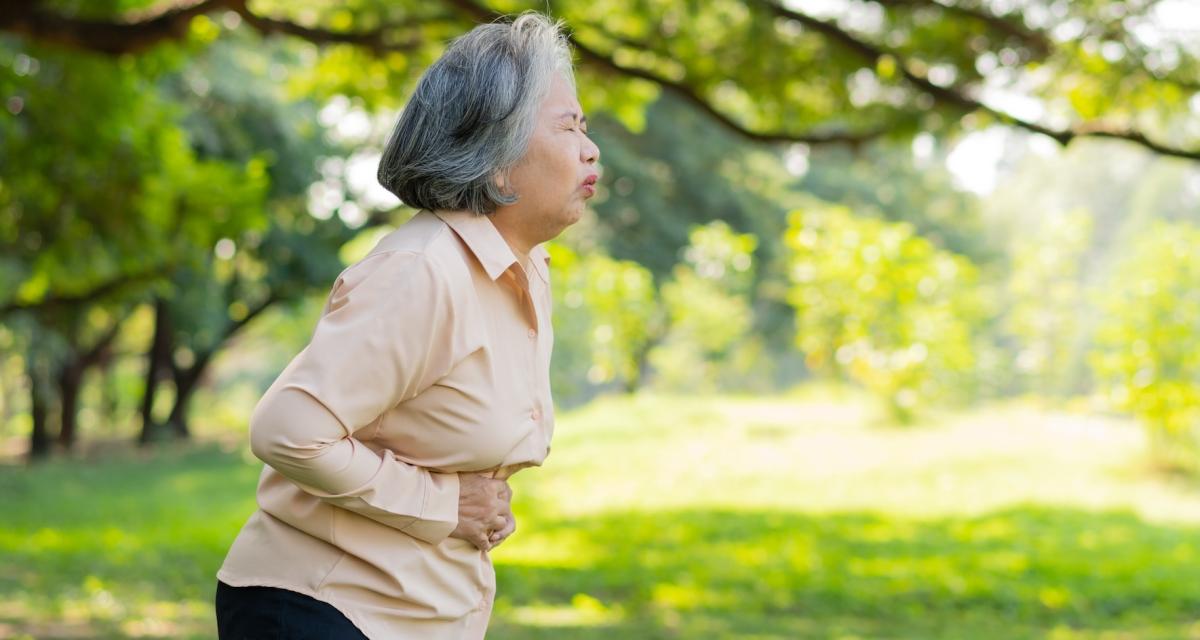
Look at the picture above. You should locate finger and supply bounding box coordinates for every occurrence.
[496,515,516,539]
[473,533,492,551]
[490,512,516,543]
[491,515,507,531]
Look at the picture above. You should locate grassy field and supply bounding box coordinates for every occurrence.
[3,389,1200,639]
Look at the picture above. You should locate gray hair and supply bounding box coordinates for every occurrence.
[377,13,575,215]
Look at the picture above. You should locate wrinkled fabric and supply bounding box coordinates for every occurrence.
[217,209,555,639]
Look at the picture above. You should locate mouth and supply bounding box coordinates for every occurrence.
[581,174,598,197]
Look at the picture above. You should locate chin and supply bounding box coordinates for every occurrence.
[540,199,585,239]
[554,204,584,229]
[566,206,585,224]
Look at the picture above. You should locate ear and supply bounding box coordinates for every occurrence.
[493,171,511,194]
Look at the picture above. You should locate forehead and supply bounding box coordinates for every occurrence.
[539,72,581,114]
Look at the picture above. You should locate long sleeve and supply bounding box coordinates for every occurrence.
[248,249,464,545]
[249,386,459,544]
[218,210,559,638]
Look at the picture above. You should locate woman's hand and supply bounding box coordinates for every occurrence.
[450,473,512,551]
[488,503,516,548]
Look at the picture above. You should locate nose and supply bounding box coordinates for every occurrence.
[582,134,599,165]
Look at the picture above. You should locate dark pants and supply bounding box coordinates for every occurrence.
[215,580,368,639]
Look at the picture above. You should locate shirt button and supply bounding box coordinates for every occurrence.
[527,329,537,339]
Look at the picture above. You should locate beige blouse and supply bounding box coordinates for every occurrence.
[217,208,556,639]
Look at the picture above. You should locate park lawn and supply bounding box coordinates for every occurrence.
[3,389,1200,639]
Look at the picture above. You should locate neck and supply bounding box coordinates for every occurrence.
[488,206,538,263]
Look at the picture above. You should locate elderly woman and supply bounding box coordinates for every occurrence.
[214,13,599,639]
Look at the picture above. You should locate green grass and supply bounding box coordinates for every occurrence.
[4,390,1200,639]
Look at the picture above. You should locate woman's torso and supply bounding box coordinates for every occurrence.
[218,209,556,639]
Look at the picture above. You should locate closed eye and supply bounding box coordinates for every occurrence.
[557,110,588,134]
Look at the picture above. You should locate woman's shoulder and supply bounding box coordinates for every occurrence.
[364,210,443,254]
[327,212,472,311]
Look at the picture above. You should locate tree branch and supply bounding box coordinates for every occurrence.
[5,0,1197,160]
[757,0,1200,160]
[579,36,888,145]
[444,0,887,146]
[1,264,170,315]
[228,4,423,53]
[221,291,278,342]
[0,0,235,55]
[1,0,423,55]
[869,0,1052,57]
[80,317,125,369]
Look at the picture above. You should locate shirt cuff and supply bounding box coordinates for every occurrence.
[400,469,460,545]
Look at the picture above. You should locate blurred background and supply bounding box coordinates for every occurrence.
[2,0,1200,638]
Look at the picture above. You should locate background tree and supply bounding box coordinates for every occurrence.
[648,221,763,392]
[135,31,354,443]
[547,242,660,406]
[3,0,1199,461]
[1092,221,1200,474]
[785,203,983,422]
[1001,209,1093,398]
[0,38,269,456]
[2,0,1197,160]
[0,27,383,455]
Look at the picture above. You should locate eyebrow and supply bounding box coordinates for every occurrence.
[556,110,587,125]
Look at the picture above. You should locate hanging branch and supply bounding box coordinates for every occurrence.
[756,0,1200,161]
[3,0,1198,160]
[0,0,423,55]
[1,264,171,315]
[444,0,888,145]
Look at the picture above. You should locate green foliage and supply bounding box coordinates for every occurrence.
[983,140,1197,275]
[979,138,1200,404]
[1092,222,1200,473]
[156,34,353,364]
[798,143,996,264]
[1003,210,1093,397]
[15,0,1200,161]
[586,94,790,280]
[7,394,1200,638]
[677,220,757,296]
[0,43,268,306]
[582,95,812,388]
[5,0,1200,455]
[0,444,260,637]
[548,242,659,405]
[785,205,982,421]
[648,221,764,392]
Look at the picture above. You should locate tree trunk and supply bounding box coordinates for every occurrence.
[167,368,198,439]
[97,356,122,436]
[166,347,215,439]
[138,297,172,445]
[54,316,124,449]
[56,359,83,449]
[161,293,278,440]
[28,355,52,461]
[629,335,662,393]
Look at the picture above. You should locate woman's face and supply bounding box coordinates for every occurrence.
[502,71,600,244]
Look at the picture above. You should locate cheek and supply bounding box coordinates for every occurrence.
[520,135,579,199]
[555,144,580,183]
[538,133,576,166]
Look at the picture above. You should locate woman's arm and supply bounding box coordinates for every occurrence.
[249,385,461,544]
[246,249,508,548]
